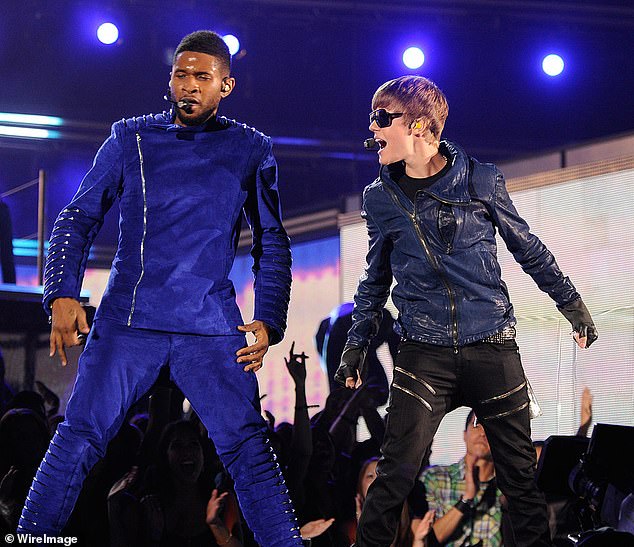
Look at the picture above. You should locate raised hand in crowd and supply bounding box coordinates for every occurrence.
[463,452,479,500]
[299,517,335,541]
[207,488,241,546]
[577,387,593,437]
[284,341,308,386]
[35,380,60,420]
[281,342,313,513]
[412,510,435,547]
[328,382,386,454]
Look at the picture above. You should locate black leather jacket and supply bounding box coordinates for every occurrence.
[347,140,580,348]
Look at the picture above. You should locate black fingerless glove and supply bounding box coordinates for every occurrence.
[559,298,598,348]
[334,344,368,386]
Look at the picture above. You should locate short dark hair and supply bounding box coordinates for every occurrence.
[173,30,231,72]
[465,409,477,430]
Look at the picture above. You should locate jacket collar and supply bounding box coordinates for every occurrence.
[147,111,229,132]
[381,140,472,205]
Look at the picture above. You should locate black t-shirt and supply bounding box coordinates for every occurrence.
[396,153,451,204]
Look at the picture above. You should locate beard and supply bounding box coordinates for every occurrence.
[175,105,216,127]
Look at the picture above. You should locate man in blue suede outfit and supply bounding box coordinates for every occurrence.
[19,31,302,546]
[335,76,598,546]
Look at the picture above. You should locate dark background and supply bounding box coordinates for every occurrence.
[1,0,633,247]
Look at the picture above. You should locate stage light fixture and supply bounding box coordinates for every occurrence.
[223,34,240,55]
[403,47,425,69]
[0,126,60,139]
[97,22,119,45]
[542,54,564,76]
[0,113,63,126]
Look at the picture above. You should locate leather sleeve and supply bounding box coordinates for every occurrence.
[489,168,580,307]
[242,138,292,345]
[42,122,124,313]
[346,190,393,347]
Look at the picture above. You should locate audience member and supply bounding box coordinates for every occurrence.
[34,380,60,425]
[530,387,596,546]
[4,391,46,423]
[65,421,142,546]
[0,351,14,416]
[420,410,503,546]
[110,419,243,546]
[275,343,313,507]
[0,409,49,533]
[356,457,434,547]
[316,303,398,404]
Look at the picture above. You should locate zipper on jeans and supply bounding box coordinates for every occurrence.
[128,133,148,326]
[385,184,459,352]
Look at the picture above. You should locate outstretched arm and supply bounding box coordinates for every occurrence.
[44,122,124,364]
[489,169,597,348]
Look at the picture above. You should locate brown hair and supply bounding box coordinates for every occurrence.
[372,76,448,142]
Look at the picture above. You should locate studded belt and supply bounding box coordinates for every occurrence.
[480,325,516,344]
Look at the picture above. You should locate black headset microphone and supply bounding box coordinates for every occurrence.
[364,137,379,151]
[163,92,194,114]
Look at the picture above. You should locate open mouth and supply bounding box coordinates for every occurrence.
[179,459,197,472]
[375,138,387,149]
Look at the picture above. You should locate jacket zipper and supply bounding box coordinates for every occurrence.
[385,184,459,352]
[127,133,148,326]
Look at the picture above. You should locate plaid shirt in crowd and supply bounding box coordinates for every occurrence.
[420,457,503,547]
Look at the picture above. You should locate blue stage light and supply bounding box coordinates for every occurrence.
[97,22,119,45]
[403,47,425,69]
[0,113,63,126]
[0,126,60,139]
[223,34,240,55]
[542,54,564,76]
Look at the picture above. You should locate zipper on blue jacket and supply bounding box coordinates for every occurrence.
[384,184,459,352]
[128,133,148,326]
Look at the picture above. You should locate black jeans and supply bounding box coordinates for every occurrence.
[357,339,551,547]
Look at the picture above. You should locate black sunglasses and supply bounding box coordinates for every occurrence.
[369,109,403,128]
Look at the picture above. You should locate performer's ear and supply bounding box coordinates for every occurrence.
[220,77,235,97]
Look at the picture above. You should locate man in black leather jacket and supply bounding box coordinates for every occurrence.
[335,76,597,547]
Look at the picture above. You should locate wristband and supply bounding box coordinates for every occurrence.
[454,496,475,514]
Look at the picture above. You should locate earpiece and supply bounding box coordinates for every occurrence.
[412,121,423,130]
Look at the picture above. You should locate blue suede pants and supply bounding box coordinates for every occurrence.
[18,319,303,547]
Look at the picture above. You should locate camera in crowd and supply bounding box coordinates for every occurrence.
[536,424,634,546]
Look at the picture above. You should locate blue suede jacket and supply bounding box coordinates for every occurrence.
[43,112,292,343]
[347,140,580,348]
